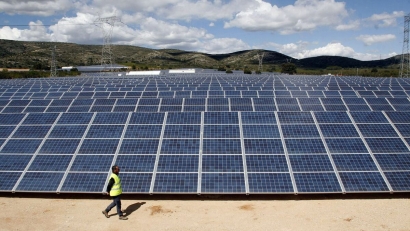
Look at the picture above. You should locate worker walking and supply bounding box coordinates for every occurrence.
[102,165,128,220]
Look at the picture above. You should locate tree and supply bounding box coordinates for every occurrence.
[255,70,261,74]
[244,69,252,74]
[226,70,233,74]
[281,63,297,74]
[132,64,136,70]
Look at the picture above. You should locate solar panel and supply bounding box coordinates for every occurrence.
[1,74,410,195]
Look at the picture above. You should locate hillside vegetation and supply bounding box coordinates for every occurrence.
[0,39,402,75]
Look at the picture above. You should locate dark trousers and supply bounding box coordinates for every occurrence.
[105,195,123,216]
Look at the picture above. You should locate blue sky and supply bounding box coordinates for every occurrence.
[0,0,409,60]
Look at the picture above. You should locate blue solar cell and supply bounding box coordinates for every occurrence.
[319,124,359,137]
[387,98,409,105]
[163,125,200,138]
[0,126,15,138]
[39,139,80,154]
[332,154,378,171]
[185,98,206,105]
[358,124,398,137]
[120,173,152,193]
[350,112,388,123]
[207,105,230,111]
[278,112,314,124]
[204,112,238,124]
[29,155,72,171]
[115,155,156,172]
[2,107,25,113]
[343,98,367,105]
[231,105,254,111]
[340,172,389,192]
[78,139,119,154]
[370,105,395,111]
[281,125,320,138]
[153,173,198,193]
[167,112,201,124]
[71,99,94,106]
[24,107,46,113]
[86,125,124,138]
[248,173,294,193]
[29,100,52,106]
[16,172,64,192]
[1,139,42,154]
[365,138,408,153]
[290,155,333,172]
[241,112,276,124]
[231,98,252,105]
[207,98,228,106]
[50,99,72,106]
[184,106,206,111]
[244,139,284,154]
[321,98,344,105]
[0,155,32,171]
[386,112,410,123]
[276,98,298,105]
[49,125,87,138]
[242,125,280,138]
[202,155,243,172]
[298,98,321,104]
[253,98,275,105]
[8,100,31,106]
[294,173,342,193]
[61,173,106,192]
[94,98,116,106]
[285,139,326,154]
[129,113,164,124]
[70,155,114,171]
[67,106,91,112]
[201,173,245,193]
[160,105,182,112]
[125,125,162,138]
[0,172,22,191]
[277,105,301,111]
[365,98,389,105]
[323,105,347,111]
[23,113,59,125]
[113,105,135,112]
[314,112,351,123]
[46,106,68,113]
[120,139,159,154]
[203,139,241,154]
[157,155,199,172]
[375,154,410,171]
[384,172,410,191]
[325,138,368,153]
[246,155,288,172]
[139,98,160,105]
[160,139,200,154]
[93,113,128,124]
[13,126,51,138]
[90,106,112,112]
[203,125,240,138]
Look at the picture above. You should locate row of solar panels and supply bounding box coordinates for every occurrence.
[1,156,409,193]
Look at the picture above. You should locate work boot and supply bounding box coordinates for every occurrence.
[119,216,128,220]
[102,210,109,218]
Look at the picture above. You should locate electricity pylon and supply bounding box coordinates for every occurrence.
[50,45,57,78]
[94,16,121,73]
[400,13,410,78]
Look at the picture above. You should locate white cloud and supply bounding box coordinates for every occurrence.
[367,11,404,28]
[224,0,348,34]
[0,13,250,54]
[0,20,51,41]
[0,0,75,16]
[335,20,360,31]
[209,22,215,27]
[356,34,396,46]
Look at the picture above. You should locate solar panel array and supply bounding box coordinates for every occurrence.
[1,74,410,194]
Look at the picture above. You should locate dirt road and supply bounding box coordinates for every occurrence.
[1,194,409,231]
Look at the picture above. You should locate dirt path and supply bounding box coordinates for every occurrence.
[1,196,409,231]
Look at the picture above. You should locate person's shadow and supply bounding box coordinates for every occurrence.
[111,202,146,217]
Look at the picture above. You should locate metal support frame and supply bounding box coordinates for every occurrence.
[149,112,168,194]
[238,112,250,195]
[274,111,298,194]
[257,52,265,72]
[311,111,346,193]
[197,112,204,194]
[400,13,410,78]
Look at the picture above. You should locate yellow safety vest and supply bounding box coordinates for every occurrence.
[109,173,122,196]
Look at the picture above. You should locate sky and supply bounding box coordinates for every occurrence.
[0,0,409,60]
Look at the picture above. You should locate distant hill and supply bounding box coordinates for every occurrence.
[0,39,401,70]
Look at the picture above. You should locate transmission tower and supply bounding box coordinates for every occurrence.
[94,16,121,73]
[50,45,57,78]
[257,52,265,72]
[400,13,410,78]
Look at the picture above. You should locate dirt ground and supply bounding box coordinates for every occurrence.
[0,194,409,231]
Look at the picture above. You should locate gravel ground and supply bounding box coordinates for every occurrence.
[1,194,409,231]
